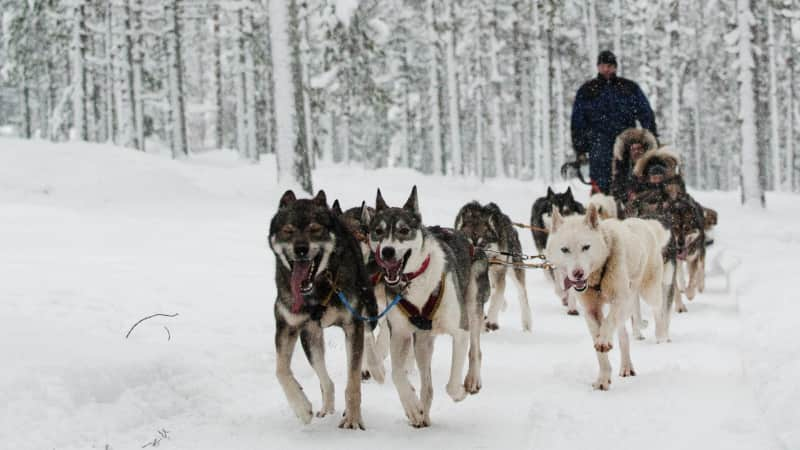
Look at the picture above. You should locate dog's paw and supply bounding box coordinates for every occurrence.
[446,383,468,402]
[290,396,313,424]
[592,378,612,391]
[338,413,365,430]
[522,321,532,332]
[464,373,482,394]
[361,370,372,381]
[676,304,688,313]
[567,309,579,316]
[633,332,646,341]
[411,414,431,428]
[316,404,335,418]
[402,400,426,426]
[656,336,671,344]
[619,366,636,377]
[593,338,613,353]
[484,321,499,332]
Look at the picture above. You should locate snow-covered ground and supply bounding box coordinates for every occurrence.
[0,138,796,450]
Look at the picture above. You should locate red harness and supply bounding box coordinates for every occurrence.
[371,254,446,330]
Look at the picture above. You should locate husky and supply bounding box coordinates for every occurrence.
[546,205,671,390]
[455,201,532,332]
[332,199,415,379]
[367,186,489,428]
[627,190,707,313]
[268,190,384,430]
[665,195,706,312]
[530,187,585,315]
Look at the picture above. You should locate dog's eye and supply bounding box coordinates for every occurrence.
[374,227,385,236]
[582,245,591,252]
[397,227,410,236]
[280,224,296,236]
[561,247,570,254]
[307,223,323,234]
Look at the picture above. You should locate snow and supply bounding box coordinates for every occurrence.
[0,137,796,449]
[335,0,360,26]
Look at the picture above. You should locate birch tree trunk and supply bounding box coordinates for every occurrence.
[244,7,258,162]
[212,3,223,149]
[132,0,145,151]
[167,0,188,158]
[269,0,312,192]
[444,0,462,175]
[542,1,553,183]
[235,8,247,157]
[585,0,598,73]
[71,0,87,141]
[787,14,796,191]
[427,0,444,175]
[105,1,116,143]
[489,5,505,178]
[668,0,680,148]
[613,0,622,74]
[767,5,780,190]
[737,0,764,207]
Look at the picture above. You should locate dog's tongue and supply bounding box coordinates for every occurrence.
[677,249,688,260]
[290,260,312,313]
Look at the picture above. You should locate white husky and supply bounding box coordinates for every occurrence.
[546,205,671,390]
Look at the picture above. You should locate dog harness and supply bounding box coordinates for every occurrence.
[395,273,447,331]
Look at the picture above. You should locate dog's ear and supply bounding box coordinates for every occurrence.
[585,204,600,229]
[565,186,573,198]
[313,190,328,207]
[547,186,555,199]
[360,201,372,225]
[331,199,343,216]
[403,185,419,215]
[376,189,388,211]
[279,190,296,208]
[551,205,563,232]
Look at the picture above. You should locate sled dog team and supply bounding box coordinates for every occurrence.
[268,143,715,430]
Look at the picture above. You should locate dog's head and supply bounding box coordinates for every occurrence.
[665,197,704,260]
[269,190,338,312]
[331,199,374,263]
[545,204,609,292]
[537,187,585,227]
[455,202,499,249]
[367,186,424,287]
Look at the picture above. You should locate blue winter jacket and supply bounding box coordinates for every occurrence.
[570,74,657,193]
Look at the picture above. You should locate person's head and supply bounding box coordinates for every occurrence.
[597,50,617,80]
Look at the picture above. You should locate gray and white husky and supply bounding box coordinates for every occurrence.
[455,201,532,332]
[367,186,489,428]
[268,190,384,430]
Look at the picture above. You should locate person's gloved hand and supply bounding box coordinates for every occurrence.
[577,153,588,164]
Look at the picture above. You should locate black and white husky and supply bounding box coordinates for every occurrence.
[268,190,383,430]
[530,187,586,315]
[366,186,489,428]
[455,201,532,331]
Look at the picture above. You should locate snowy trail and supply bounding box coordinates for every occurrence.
[0,140,792,449]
